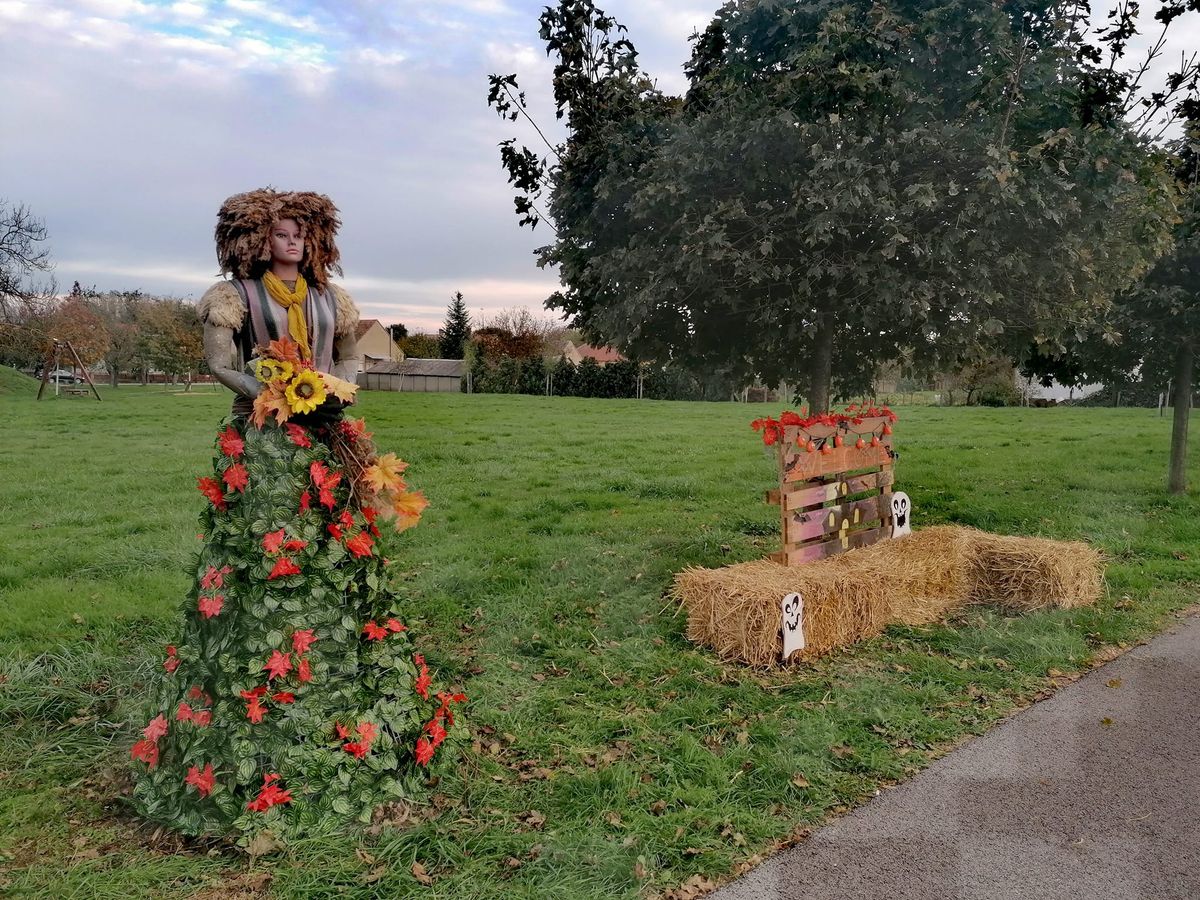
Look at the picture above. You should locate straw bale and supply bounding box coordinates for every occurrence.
[968,531,1104,611]
[672,525,1103,668]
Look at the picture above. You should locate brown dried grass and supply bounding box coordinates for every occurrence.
[673,526,1103,668]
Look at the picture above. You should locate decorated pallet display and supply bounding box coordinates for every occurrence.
[752,407,898,567]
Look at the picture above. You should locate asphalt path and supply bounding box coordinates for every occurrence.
[711,613,1200,900]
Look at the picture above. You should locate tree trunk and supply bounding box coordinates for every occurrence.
[1168,342,1193,495]
[808,312,834,413]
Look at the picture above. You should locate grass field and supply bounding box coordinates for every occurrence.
[2,375,1198,898]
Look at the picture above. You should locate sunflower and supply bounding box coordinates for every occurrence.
[254,358,295,384]
[285,370,326,414]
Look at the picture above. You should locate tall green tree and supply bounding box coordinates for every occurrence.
[438,292,472,359]
[1027,113,1200,492]
[489,0,1186,412]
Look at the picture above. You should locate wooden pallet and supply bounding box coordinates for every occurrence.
[766,417,896,566]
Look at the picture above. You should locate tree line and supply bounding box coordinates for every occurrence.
[0,279,205,385]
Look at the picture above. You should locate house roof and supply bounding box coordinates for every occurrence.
[365,358,464,377]
[573,343,625,363]
[355,318,382,340]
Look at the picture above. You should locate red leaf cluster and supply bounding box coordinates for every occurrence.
[196,476,227,511]
[185,763,216,798]
[246,773,292,812]
[218,426,245,459]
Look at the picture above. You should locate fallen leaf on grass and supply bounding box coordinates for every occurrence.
[649,800,667,816]
[831,744,855,759]
[634,858,650,880]
[519,810,546,830]
[664,874,719,899]
[790,773,811,788]
[245,831,284,858]
[604,811,622,827]
[360,866,388,885]
[411,862,433,886]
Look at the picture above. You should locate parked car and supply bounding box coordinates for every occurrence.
[47,369,83,384]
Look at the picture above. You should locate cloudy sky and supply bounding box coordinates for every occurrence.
[1,1,1194,333]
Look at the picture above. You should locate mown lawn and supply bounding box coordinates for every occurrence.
[1,375,1197,898]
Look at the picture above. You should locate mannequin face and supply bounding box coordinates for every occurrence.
[269,219,305,267]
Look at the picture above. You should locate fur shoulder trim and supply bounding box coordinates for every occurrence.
[331,284,360,337]
[198,281,244,330]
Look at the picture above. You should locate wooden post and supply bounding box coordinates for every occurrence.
[65,340,102,401]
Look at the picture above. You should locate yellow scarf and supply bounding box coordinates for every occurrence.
[262,271,312,360]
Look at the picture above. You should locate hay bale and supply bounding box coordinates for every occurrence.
[672,525,1104,668]
[968,531,1104,611]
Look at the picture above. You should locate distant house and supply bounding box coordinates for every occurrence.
[355,319,403,368]
[561,341,626,367]
[360,358,463,393]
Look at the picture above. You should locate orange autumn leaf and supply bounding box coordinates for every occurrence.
[266,336,303,365]
[251,383,291,428]
[386,490,429,532]
[361,453,409,494]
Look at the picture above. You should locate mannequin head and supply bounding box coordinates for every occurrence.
[269,218,305,278]
[215,189,342,286]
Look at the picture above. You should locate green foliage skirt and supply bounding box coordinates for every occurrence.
[130,416,464,841]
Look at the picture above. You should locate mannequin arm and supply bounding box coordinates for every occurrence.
[331,331,363,386]
[203,322,261,398]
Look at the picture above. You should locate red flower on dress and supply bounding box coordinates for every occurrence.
[246,773,292,812]
[414,736,435,766]
[198,594,224,618]
[262,528,286,554]
[385,618,406,633]
[299,490,312,513]
[425,718,447,749]
[335,722,351,740]
[413,654,432,700]
[345,531,373,558]
[432,691,467,727]
[163,645,180,673]
[200,564,232,590]
[245,694,267,724]
[222,463,249,493]
[197,476,227,511]
[130,739,159,768]
[327,523,344,540]
[241,685,269,699]
[362,506,379,526]
[176,702,194,722]
[357,721,378,745]
[291,629,317,655]
[187,685,212,704]
[296,656,313,683]
[272,691,296,704]
[143,714,169,742]
[309,461,330,487]
[268,557,301,579]
[263,650,292,681]
[362,621,388,641]
[192,709,213,727]
[339,509,355,529]
[284,539,307,552]
[218,426,245,458]
[185,763,216,798]
[342,741,370,759]
[285,423,312,448]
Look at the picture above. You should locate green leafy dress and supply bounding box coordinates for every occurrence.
[130,407,464,841]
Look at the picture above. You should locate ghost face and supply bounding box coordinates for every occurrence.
[782,593,802,631]
[890,491,912,537]
[780,592,806,659]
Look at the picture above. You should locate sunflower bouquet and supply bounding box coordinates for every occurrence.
[250,336,359,428]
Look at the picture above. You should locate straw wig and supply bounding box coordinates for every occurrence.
[214,188,343,287]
